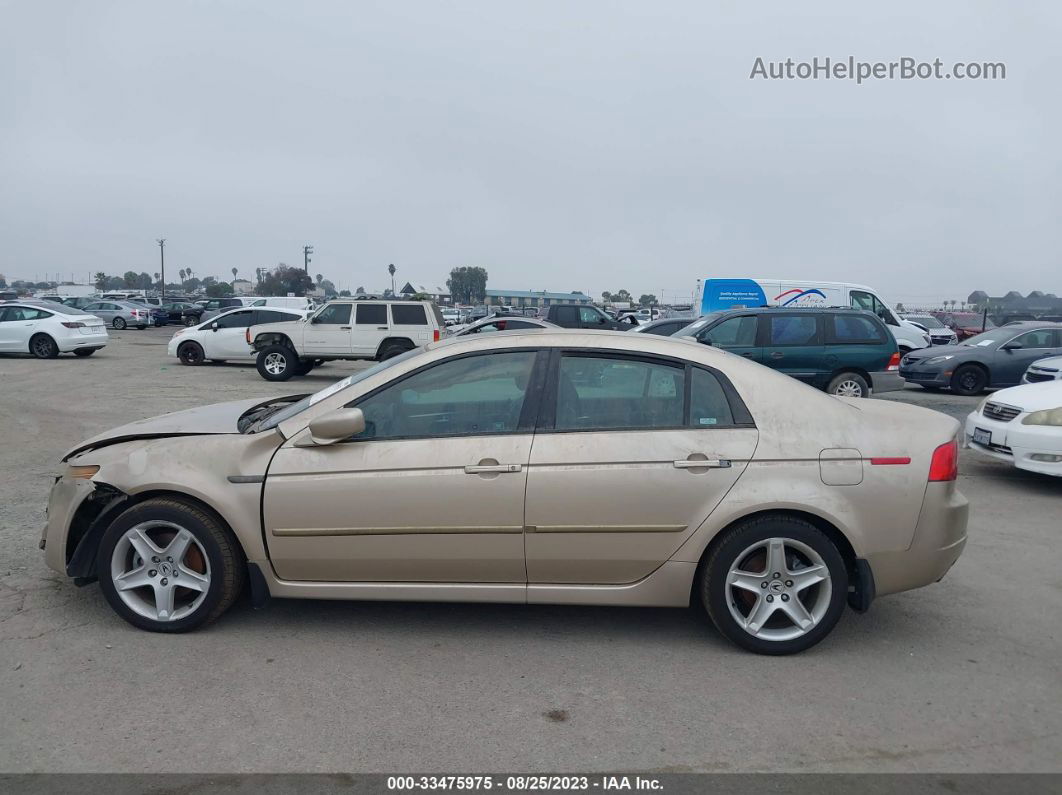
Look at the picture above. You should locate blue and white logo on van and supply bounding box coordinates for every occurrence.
[700,279,767,314]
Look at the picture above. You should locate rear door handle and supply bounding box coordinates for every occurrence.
[770,351,784,359]
[464,464,522,474]
[673,458,731,469]
[340,326,351,330]
[377,326,388,330]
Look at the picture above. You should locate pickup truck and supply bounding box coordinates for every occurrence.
[539,303,632,330]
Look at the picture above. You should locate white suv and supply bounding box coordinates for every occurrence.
[249,299,446,380]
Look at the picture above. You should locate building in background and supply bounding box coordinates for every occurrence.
[968,290,1062,316]
[484,289,592,308]
[399,282,451,303]
[232,279,254,296]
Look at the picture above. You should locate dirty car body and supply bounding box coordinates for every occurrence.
[42,331,968,654]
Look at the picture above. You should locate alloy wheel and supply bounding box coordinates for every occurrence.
[110,521,211,622]
[833,379,864,397]
[725,537,832,642]
[263,352,287,375]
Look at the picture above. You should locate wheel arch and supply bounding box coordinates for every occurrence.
[827,365,872,385]
[28,331,57,354]
[253,332,293,351]
[374,336,415,358]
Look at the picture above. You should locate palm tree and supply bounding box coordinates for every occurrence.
[231,267,238,288]
[94,272,107,290]
[388,263,396,295]
[179,268,186,285]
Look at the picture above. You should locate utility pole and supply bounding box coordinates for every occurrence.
[303,244,313,274]
[156,238,166,299]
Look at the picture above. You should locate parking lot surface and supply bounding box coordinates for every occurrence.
[1,328,1059,773]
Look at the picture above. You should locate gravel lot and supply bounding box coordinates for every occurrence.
[0,328,1059,773]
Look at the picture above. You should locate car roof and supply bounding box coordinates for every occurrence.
[706,306,875,317]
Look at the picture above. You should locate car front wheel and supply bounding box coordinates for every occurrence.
[178,341,205,365]
[257,344,296,381]
[96,498,245,632]
[700,516,848,655]
[951,364,987,396]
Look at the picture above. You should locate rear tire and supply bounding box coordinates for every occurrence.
[178,341,205,366]
[30,334,59,359]
[827,372,869,398]
[950,364,987,396]
[73,348,97,357]
[257,344,297,381]
[96,497,245,633]
[699,515,848,655]
[378,341,412,361]
[112,317,127,330]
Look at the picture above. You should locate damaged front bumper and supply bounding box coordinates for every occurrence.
[42,475,128,582]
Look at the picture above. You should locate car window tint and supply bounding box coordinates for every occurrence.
[391,304,427,325]
[215,310,253,329]
[256,310,295,324]
[353,351,536,440]
[356,304,387,325]
[830,315,884,344]
[689,368,735,427]
[701,315,756,346]
[556,355,684,431]
[1011,329,1055,348]
[578,306,604,325]
[768,315,818,346]
[315,304,352,324]
[0,308,13,322]
[555,306,578,325]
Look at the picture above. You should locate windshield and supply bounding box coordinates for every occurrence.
[674,313,720,336]
[960,328,1016,348]
[908,315,945,329]
[252,347,423,432]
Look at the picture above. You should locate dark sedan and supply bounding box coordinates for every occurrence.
[899,322,1062,395]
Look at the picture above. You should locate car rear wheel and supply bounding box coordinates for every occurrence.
[257,344,296,381]
[827,372,869,398]
[700,516,848,655]
[378,341,412,361]
[30,334,59,359]
[112,317,127,330]
[73,348,97,357]
[178,341,205,366]
[950,364,987,396]
[96,498,245,633]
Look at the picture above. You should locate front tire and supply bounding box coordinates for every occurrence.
[827,371,869,398]
[950,364,987,396]
[256,344,297,381]
[178,341,205,366]
[700,516,848,655]
[96,497,245,633]
[112,317,127,330]
[30,334,59,359]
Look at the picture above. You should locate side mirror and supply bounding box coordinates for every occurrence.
[1001,341,1022,351]
[299,407,366,446]
[210,322,219,331]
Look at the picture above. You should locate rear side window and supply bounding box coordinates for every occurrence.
[356,304,387,325]
[391,304,427,325]
[256,310,296,324]
[828,315,885,344]
[553,306,578,326]
[689,368,735,427]
[768,315,819,346]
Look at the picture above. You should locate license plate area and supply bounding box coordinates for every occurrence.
[973,427,992,446]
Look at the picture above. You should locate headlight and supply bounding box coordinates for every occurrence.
[925,355,955,365]
[1022,407,1062,426]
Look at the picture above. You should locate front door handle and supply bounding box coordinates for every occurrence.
[673,458,731,469]
[464,463,522,474]
[377,326,388,330]
[740,352,755,358]
[770,351,784,359]
[340,326,352,330]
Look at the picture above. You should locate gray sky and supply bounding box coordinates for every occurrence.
[2,0,1058,306]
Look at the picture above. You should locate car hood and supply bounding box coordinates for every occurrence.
[1029,356,1062,370]
[63,397,270,460]
[903,344,988,364]
[987,381,1062,412]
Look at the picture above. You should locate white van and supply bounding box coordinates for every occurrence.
[693,278,930,352]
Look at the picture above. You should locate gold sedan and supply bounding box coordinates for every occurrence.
[42,331,968,654]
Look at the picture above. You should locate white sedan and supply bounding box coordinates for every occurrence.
[0,301,108,357]
[1023,355,1062,383]
[964,381,1062,477]
[168,306,309,365]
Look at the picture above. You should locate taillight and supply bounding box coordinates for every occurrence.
[928,439,958,482]
[60,321,85,329]
[886,352,901,371]
[433,329,440,342]
[245,328,252,344]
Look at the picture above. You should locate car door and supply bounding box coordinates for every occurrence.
[759,313,826,386]
[203,309,255,358]
[695,313,760,362]
[84,302,112,323]
[524,351,758,584]
[350,303,388,356]
[303,303,353,355]
[993,328,1061,386]
[0,306,27,350]
[262,349,545,582]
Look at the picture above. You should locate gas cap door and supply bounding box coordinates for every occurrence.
[819,448,863,486]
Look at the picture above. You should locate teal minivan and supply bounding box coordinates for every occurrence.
[676,307,903,397]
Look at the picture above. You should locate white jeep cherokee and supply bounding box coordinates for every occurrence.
[248,299,446,381]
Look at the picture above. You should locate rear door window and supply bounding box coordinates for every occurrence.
[356,304,387,325]
[689,368,735,427]
[767,315,819,346]
[553,306,578,326]
[391,304,427,325]
[555,355,685,431]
